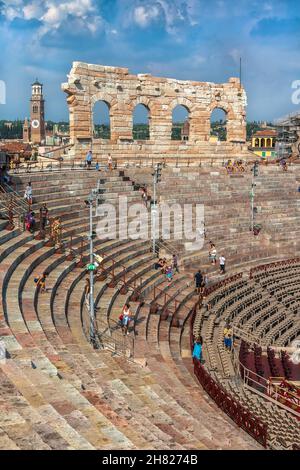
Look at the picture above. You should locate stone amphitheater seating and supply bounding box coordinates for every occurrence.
[0,163,300,450]
[193,259,300,449]
[125,165,300,266]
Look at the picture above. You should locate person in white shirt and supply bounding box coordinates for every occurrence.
[219,255,226,274]
[209,242,217,265]
[121,303,132,335]
[108,154,113,172]
[24,182,33,205]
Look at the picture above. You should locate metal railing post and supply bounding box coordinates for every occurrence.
[108,259,117,287]
[45,218,55,246]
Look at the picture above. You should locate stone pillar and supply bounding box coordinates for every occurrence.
[150,102,172,142]
[111,102,132,142]
[192,109,211,142]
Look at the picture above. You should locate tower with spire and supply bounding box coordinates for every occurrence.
[22,117,30,143]
[23,79,46,145]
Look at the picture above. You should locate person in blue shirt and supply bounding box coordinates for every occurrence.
[86,150,92,169]
[192,337,203,362]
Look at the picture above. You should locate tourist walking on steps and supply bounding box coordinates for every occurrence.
[280,158,287,172]
[172,254,179,273]
[39,203,48,231]
[108,154,113,172]
[52,217,62,246]
[86,150,92,169]
[223,323,232,351]
[24,182,33,206]
[209,242,217,265]
[194,270,203,294]
[142,188,148,207]
[121,303,132,335]
[192,337,203,362]
[200,272,207,295]
[25,211,35,233]
[219,254,226,274]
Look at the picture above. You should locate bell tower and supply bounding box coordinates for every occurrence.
[23,117,30,143]
[30,79,46,144]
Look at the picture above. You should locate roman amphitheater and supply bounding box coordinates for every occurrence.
[0,62,299,450]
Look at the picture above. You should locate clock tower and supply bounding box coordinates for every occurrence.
[30,79,46,144]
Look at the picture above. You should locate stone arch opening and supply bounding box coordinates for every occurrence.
[255,138,259,147]
[210,108,227,141]
[261,138,266,147]
[266,138,271,147]
[133,103,150,140]
[93,100,110,139]
[172,105,190,140]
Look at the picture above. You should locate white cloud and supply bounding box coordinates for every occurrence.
[1,0,103,36]
[133,5,160,27]
[131,0,202,34]
[23,2,43,20]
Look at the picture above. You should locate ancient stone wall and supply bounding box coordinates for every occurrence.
[62,62,248,161]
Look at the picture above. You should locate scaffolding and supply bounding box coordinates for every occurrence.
[274,111,300,160]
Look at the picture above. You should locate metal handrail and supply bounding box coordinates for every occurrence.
[96,316,134,354]
[250,258,300,279]
[232,325,265,347]
[234,346,300,418]
[4,154,261,174]
[99,251,148,294]
[0,183,28,229]
[82,306,135,359]
[0,183,29,213]
[155,238,180,257]
[40,143,74,160]
[189,307,268,447]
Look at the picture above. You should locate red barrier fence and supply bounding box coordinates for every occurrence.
[190,308,268,448]
[250,258,300,279]
[193,359,268,447]
[204,272,243,297]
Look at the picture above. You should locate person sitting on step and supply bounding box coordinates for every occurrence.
[166,265,173,282]
[34,271,49,293]
[121,303,132,336]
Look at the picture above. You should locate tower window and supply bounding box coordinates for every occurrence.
[33,105,39,113]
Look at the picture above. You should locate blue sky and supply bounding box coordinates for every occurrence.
[0,0,300,122]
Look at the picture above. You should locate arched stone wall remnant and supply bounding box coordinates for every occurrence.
[62,62,248,159]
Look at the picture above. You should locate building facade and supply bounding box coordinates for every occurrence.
[250,129,277,158]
